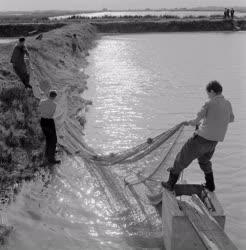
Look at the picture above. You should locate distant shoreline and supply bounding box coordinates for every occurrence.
[91,18,245,33]
[0,8,246,22]
[1,6,246,15]
[0,17,245,37]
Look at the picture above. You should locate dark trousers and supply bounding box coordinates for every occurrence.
[171,134,218,175]
[72,44,77,53]
[13,65,30,87]
[40,118,57,161]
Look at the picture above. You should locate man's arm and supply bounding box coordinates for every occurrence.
[187,102,209,126]
[23,46,30,57]
[50,103,57,118]
[229,102,234,123]
[38,100,44,115]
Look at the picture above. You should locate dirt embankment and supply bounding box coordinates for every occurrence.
[92,18,246,33]
[0,23,66,37]
[0,24,96,231]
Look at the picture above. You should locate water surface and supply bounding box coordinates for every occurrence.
[4,32,246,250]
[84,32,246,249]
[0,38,15,44]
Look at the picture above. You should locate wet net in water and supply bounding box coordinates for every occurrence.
[31,80,190,244]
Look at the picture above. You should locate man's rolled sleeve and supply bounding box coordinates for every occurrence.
[23,46,29,57]
[50,103,57,118]
[189,102,209,126]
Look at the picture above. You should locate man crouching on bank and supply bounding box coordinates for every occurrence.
[39,90,61,165]
[162,81,234,192]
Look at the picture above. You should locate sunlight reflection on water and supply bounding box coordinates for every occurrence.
[84,33,246,249]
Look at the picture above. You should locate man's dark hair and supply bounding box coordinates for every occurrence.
[206,81,223,94]
[49,90,57,98]
[73,34,76,37]
[19,37,25,42]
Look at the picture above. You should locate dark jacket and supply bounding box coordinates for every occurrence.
[10,44,29,69]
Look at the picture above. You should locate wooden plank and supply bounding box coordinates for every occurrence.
[147,184,203,205]
[179,195,237,250]
[174,184,203,197]
[172,217,207,250]
[205,191,225,229]
[162,189,181,250]
[207,192,224,215]
[162,189,206,250]
[174,184,225,229]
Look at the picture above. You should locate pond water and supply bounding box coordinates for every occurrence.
[84,32,246,249]
[0,38,15,44]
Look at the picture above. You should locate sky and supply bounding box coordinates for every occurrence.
[1,0,246,11]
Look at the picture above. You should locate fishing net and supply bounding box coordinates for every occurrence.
[54,92,193,242]
[31,79,191,244]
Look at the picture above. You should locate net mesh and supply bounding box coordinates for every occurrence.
[31,77,191,241]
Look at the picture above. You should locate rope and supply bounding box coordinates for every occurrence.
[91,123,183,166]
[124,124,184,187]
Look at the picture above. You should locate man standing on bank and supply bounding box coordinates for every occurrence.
[162,81,234,192]
[230,8,235,19]
[39,90,61,164]
[72,34,79,55]
[10,37,32,89]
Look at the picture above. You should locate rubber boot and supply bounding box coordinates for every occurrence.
[161,172,179,191]
[204,172,215,192]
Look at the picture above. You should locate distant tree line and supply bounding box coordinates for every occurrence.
[63,14,227,21]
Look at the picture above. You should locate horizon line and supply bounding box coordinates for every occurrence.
[1,6,246,13]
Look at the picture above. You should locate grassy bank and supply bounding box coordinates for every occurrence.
[1,16,246,38]
[0,23,66,37]
[0,23,96,241]
[92,18,246,33]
